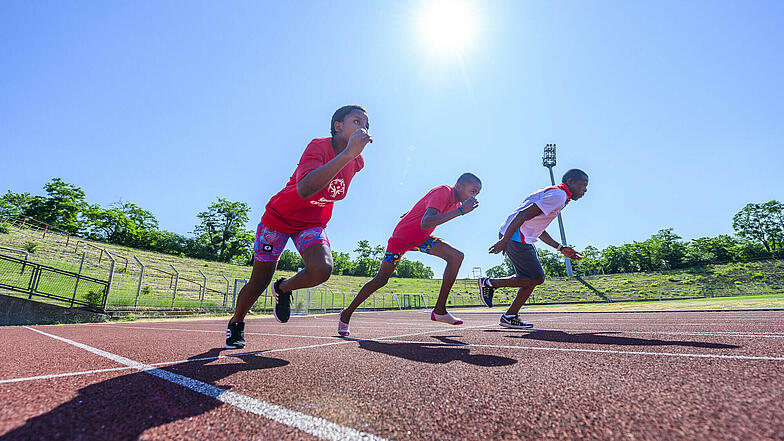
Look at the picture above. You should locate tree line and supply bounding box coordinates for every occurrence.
[487,201,784,278]
[2,179,780,280]
[0,178,434,279]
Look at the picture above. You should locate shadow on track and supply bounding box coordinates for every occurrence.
[484,329,740,349]
[351,336,517,366]
[0,348,288,441]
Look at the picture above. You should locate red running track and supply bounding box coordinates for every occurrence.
[1,309,783,440]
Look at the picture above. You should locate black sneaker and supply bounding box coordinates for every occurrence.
[225,321,245,349]
[499,315,533,329]
[273,278,291,323]
[477,277,495,308]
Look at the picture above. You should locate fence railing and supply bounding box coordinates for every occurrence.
[2,216,783,314]
[0,254,109,311]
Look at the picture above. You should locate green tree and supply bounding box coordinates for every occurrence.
[194,198,253,263]
[278,249,304,271]
[394,258,434,279]
[486,257,515,278]
[0,191,39,215]
[537,248,567,277]
[733,201,783,255]
[25,178,88,234]
[646,228,686,270]
[331,251,352,275]
[85,201,159,247]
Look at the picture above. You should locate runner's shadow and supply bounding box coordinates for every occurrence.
[353,336,517,367]
[484,329,740,349]
[1,348,289,441]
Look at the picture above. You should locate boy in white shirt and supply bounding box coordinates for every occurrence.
[478,169,589,328]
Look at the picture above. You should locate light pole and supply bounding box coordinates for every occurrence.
[542,144,574,277]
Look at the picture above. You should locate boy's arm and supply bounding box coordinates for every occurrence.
[488,204,543,254]
[420,196,479,230]
[297,130,371,199]
[539,230,583,260]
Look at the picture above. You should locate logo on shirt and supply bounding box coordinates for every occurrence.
[261,244,273,252]
[327,178,346,198]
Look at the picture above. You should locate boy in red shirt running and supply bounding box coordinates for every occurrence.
[337,173,482,336]
[225,105,372,349]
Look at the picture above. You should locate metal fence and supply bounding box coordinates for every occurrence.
[2,215,783,315]
[0,254,109,310]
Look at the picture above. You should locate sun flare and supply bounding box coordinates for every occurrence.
[418,0,478,54]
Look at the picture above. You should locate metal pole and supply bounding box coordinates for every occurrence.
[104,249,116,310]
[134,256,145,308]
[70,251,86,307]
[221,274,230,308]
[169,264,179,307]
[198,270,207,309]
[547,166,574,277]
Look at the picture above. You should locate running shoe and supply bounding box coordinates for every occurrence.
[431,310,463,325]
[225,321,245,349]
[337,310,350,337]
[477,277,495,308]
[273,278,291,323]
[499,315,533,329]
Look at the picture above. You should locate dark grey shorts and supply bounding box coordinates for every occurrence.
[505,240,545,280]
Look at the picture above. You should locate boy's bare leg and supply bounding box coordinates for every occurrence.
[278,244,334,292]
[231,259,277,323]
[341,260,397,323]
[426,240,464,315]
[506,284,539,316]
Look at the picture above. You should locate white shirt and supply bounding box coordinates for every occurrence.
[499,185,571,244]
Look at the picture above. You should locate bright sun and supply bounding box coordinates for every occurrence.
[418,0,478,54]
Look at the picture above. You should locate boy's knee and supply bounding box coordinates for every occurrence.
[446,250,464,266]
[375,273,391,286]
[310,262,334,284]
[532,277,545,286]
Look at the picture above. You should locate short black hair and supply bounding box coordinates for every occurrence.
[562,168,589,183]
[330,105,368,137]
[456,172,482,186]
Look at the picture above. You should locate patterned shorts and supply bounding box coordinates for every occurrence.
[383,236,441,265]
[253,222,330,263]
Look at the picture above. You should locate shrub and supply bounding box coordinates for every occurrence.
[141,285,152,296]
[0,222,9,234]
[24,241,39,253]
[84,290,103,306]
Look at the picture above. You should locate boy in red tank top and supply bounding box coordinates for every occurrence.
[337,173,482,336]
[225,105,372,349]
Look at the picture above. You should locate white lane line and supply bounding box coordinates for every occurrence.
[6,324,493,386]
[371,339,784,362]
[23,326,388,441]
[0,366,136,384]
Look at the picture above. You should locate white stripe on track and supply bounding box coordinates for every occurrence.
[23,326,388,441]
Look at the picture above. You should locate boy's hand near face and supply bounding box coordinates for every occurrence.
[460,196,479,215]
[344,129,372,159]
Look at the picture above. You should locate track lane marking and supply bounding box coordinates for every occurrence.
[22,326,388,441]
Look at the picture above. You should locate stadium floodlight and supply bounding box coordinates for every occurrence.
[542,143,557,168]
[542,143,574,277]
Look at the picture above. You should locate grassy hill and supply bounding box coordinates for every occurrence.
[1,222,782,312]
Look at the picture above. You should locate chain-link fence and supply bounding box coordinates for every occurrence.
[2,216,783,314]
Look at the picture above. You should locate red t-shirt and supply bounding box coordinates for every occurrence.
[386,185,460,253]
[261,138,364,233]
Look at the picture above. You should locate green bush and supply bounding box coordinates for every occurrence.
[84,290,103,306]
[24,241,39,253]
[0,222,9,234]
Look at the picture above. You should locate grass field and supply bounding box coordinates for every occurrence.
[2,222,783,312]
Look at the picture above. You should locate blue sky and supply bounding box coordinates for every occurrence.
[2,1,782,278]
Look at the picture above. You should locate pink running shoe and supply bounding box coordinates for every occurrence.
[337,311,350,337]
[431,310,463,325]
